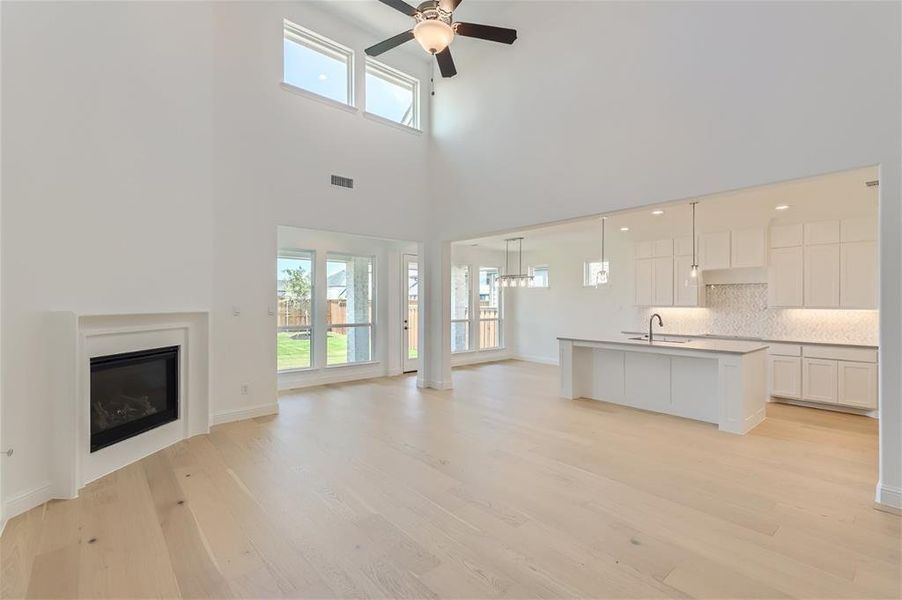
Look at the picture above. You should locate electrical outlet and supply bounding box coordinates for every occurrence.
[240,384,249,395]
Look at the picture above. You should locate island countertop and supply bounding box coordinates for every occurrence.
[557,336,769,355]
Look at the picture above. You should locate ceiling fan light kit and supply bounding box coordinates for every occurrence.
[365,0,518,78]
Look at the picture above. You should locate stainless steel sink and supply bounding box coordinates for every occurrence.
[628,336,690,344]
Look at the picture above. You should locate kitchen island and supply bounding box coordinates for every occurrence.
[559,336,769,434]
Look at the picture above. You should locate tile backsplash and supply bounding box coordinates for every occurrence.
[637,284,879,345]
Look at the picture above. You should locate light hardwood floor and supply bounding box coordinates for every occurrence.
[2,360,899,599]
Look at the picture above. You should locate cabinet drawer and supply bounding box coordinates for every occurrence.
[768,343,801,357]
[803,345,877,363]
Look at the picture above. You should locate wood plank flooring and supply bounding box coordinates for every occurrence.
[2,360,899,598]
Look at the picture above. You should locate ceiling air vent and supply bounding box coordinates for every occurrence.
[865,180,879,188]
[331,175,354,189]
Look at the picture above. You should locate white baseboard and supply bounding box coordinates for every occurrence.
[875,481,902,511]
[2,480,54,530]
[418,378,453,390]
[278,363,390,391]
[451,350,513,367]
[512,354,560,366]
[211,403,279,426]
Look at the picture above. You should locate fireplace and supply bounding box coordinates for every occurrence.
[90,346,179,452]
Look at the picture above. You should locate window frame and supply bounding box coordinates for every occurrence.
[277,249,316,373]
[282,19,355,108]
[529,264,550,288]
[583,260,610,287]
[364,57,421,131]
[450,264,472,353]
[325,253,376,367]
[478,266,503,350]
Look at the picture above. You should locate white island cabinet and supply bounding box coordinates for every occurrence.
[559,337,769,434]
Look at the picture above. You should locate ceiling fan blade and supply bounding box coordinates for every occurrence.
[435,47,457,78]
[454,22,517,44]
[439,0,463,12]
[365,30,415,56]
[376,0,419,17]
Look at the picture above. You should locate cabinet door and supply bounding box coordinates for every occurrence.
[653,239,673,257]
[770,224,804,248]
[804,244,840,308]
[804,221,841,245]
[698,232,731,270]
[635,259,654,306]
[674,236,695,257]
[840,241,877,309]
[653,256,674,306]
[768,246,803,307]
[731,228,766,268]
[769,355,801,399]
[802,358,838,404]
[837,361,877,409]
[674,255,699,307]
[636,241,654,259]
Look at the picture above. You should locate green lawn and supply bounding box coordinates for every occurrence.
[277,331,349,370]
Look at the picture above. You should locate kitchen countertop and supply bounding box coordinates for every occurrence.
[558,336,769,355]
[620,331,878,350]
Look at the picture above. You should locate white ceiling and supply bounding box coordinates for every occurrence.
[458,165,879,250]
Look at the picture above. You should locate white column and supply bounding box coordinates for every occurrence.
[877,159,902,509]
[418,239,452,390]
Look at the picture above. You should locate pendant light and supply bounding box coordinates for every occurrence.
[689,201,699,278]
[498,237,533,288]
[595,217,609,287]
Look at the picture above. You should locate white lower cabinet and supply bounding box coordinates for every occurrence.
[769,355,801,399]
[837,361,878,409]
[802,358,838,404]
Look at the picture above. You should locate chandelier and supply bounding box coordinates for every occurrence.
[498,237,533,288]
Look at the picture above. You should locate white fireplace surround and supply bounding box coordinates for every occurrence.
[47,312,210,499]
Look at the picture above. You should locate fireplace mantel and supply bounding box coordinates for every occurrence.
[47,311,210,499]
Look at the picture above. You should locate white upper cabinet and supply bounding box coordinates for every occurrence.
[635,258,654,306]
[730,228,766,268]
[841,216,877,243]
[841,241,878,309]
[653,256,674,306]
[674,236,695,257]
[768,246,804,307]
[636,241,654,259]
[804,243,840,308]
[804,220,841,245]
[770,223,804,248]
[698,232,731,270]
[653,239,673,257]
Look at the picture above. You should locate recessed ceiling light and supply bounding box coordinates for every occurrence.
[775,205,790,210]
[318,73,328,81]
[651,210,664,215]
[620,226,630,232]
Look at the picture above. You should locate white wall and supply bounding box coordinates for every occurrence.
[0,0,434,519]
[431,1,901,507]
[210,1,433,420]
[511,236,637,364]
[1,0,216,516]
[276,226,416,390]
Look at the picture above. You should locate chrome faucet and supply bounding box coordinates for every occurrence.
[649,313,663,342]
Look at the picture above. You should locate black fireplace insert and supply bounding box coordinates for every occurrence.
[90,345,179,452]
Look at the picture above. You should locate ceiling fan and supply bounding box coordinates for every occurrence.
[364,0,518,78]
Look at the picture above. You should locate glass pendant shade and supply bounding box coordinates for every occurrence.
[413,20,454,54]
